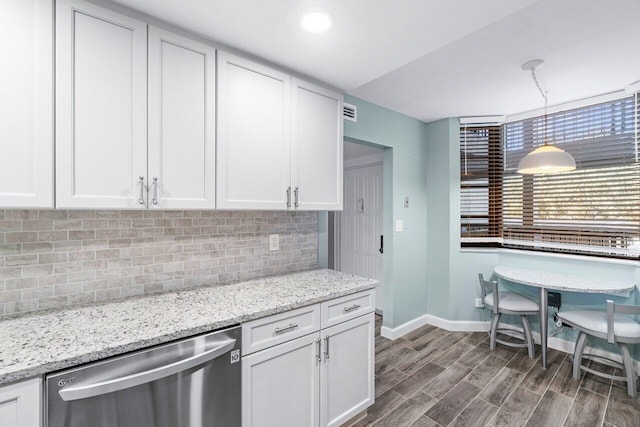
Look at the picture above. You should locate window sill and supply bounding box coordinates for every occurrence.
[459,247,640,267]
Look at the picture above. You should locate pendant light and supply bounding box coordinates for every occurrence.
[517,60,576,175]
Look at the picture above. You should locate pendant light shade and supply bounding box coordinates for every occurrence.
[518,59,576,175]
[517,144,577,174]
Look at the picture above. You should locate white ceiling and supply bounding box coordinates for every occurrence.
[110,0,640,122]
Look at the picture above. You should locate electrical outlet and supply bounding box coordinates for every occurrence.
[475,298,484,308]
[269,234,279,251]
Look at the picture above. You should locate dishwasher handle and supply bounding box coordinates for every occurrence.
[58,338,236,402]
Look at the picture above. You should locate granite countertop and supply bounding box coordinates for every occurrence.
[494,266,637,295]
[0,269,377,385]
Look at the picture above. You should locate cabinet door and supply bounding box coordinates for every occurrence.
[0,0,53,208]
[242,333,320,427]
[321,313,374,427]
[56,0,147,208]
[217,52,291,210]
[148,27,216,209]
[291,79,343,211]
[0,378,41,427]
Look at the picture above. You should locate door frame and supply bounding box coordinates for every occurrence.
[332,149,384,312]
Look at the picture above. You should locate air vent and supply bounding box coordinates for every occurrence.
[343,103,357,122]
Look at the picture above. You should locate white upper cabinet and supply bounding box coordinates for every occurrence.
[148,27,216,209]
[0,0,53,208]
[217,52,291,210]
[56,0,148,208]
[217,52,343,211]
[291,79,343,211]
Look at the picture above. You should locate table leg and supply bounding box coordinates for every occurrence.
[539,288,548,369]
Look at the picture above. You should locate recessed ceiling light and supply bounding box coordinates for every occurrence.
[301,9,333,33]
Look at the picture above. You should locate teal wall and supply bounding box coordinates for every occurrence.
[429,119,640,360]
[340,95,639,361]
[343,95,429,328]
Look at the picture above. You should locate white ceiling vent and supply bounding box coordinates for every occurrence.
[343,103,357,122]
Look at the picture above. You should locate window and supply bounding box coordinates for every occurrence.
[460,94,640,259]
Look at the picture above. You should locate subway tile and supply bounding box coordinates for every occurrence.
[38,253,68,264]
[5,255,38,266]
[38,210,68,220]
[0,210,317,315]
[6,232,38,243]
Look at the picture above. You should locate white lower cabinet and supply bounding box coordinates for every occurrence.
[242,298,374,427]
[321,314,375,427]
[242,333,321,427]
[0,378,41,427]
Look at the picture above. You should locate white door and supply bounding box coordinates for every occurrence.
[242,333,320,427]
[148,27,216,209]
[56,0,147,208]
[0,0,53,208]
[320,313,375,427]
[217,52,291,210]
[0,378,41,427]
[291,79,343,211]
[339,164,384,311]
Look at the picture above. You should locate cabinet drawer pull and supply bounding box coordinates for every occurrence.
[294,187,299,208]
[286,186,291,208]
[152,177,158,205]
[274,323,298,335]
[138,176,145,205]
[343,304,361,313]
[316,338,322,363]
[324,335,330,359]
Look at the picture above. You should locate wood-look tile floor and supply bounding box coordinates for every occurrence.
[348,315,639,427]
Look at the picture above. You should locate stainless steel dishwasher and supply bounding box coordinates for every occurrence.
[45,325,241,427]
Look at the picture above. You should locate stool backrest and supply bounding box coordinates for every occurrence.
[478,273,499,314]
[606,300,640,343]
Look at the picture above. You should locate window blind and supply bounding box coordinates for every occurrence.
[460,125,502,242]
[460,94,640,258]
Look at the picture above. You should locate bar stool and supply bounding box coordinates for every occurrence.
[558,300,640,398]
[478,274,539,358]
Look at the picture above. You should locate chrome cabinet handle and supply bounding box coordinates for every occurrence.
[316,338,322,363]
[138,176,145,205]
[152,177,158,205]
[274,323,298,335]
[286,186,291,208]
[294,187,299,208]
[343,304,361,313]
[58,338,235,401]
[324,335,330,359]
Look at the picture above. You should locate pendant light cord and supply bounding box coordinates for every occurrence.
[530,68,549,145]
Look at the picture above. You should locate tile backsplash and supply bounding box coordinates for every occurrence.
[0,209,318,317]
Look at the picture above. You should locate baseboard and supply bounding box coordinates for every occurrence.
[380,313,489,340]
[380,314,640,374]
[381,314,430,340]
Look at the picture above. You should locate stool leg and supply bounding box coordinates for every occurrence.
[617,343,638,399]
[490,314,500,351]
[521,315,535,359]
[573,331,587,380]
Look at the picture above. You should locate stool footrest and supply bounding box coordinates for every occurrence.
[571,354,626,381]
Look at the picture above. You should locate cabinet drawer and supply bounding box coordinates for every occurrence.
[242,304,321,355]
[320,290,375,329]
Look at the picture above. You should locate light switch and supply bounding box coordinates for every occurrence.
[404,197,409,208]
[395,220,403,232]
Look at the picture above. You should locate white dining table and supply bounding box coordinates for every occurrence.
[493,265,637,368]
